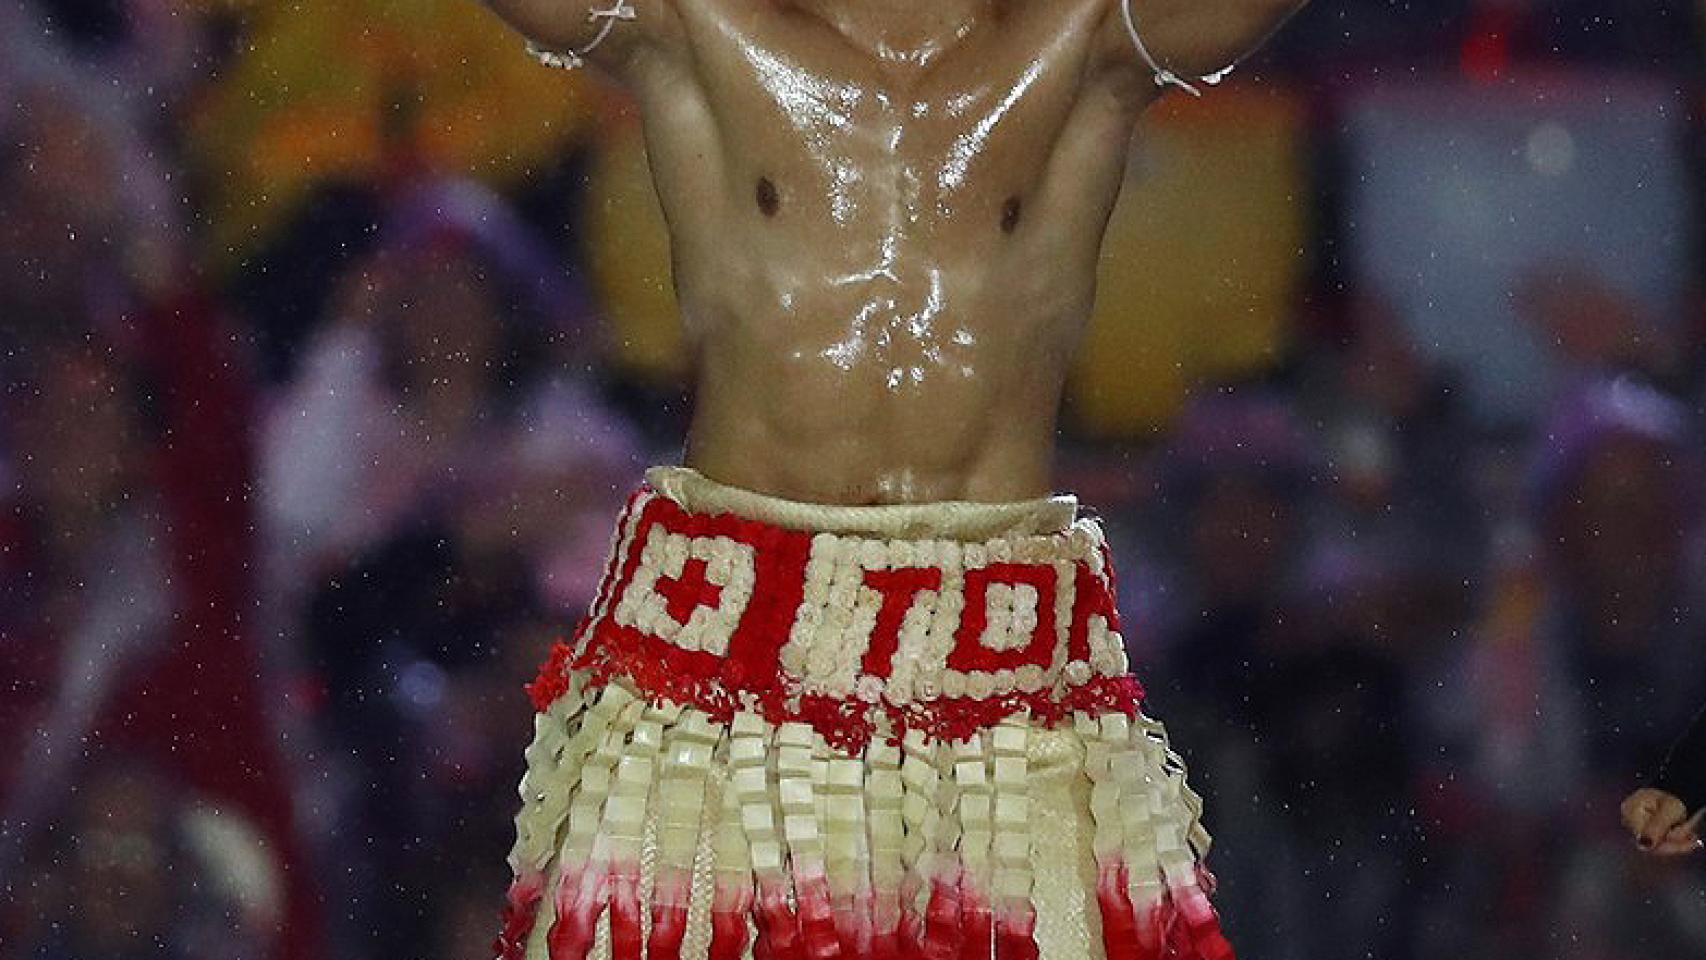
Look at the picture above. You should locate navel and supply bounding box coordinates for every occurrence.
[1001,195,1022,233]
[756,176,780,217]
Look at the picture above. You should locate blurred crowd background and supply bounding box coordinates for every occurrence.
[3,1,1705,959]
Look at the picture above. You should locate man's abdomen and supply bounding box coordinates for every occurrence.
[679,284,1073,505]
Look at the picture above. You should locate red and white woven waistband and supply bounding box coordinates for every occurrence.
[529,474,1142,750]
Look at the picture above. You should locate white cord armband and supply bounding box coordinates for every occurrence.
[525,0,638,70]
[1120,0,1234,97]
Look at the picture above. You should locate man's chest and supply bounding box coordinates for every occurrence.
[668,0,1112,198]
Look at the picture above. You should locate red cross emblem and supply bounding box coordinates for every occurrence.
[654,555,725,625]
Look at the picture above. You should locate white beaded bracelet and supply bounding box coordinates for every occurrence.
[526,0,638,70]
[1119,0,1234,97]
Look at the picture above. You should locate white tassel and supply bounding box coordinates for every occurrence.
[866,739,906,952]
[776,722,839,956]
[545,684,645,959]
[991,718,1036,957]
[824,747,872,955]
[649,707,717,958]
[510,683,589,876]
[953,731,996,953]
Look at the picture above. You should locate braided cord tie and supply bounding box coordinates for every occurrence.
[526,0,638,70]
[1119,0,1234,98]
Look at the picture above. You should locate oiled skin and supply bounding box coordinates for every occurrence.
[482,0,1305,504]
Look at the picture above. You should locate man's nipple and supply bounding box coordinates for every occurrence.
[1001,195,1022,234]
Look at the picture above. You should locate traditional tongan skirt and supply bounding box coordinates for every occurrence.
[494,466,1234,960]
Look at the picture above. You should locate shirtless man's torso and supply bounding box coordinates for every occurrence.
[482,5,1307,959]
[483,0,1304,505]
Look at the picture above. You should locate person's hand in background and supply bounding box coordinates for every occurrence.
[1621,787,1705,856]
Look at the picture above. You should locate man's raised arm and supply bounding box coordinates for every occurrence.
[1095,0,1308,97]
[477,0,682,74]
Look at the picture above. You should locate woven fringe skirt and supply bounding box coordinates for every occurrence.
[494,467,1235,960]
